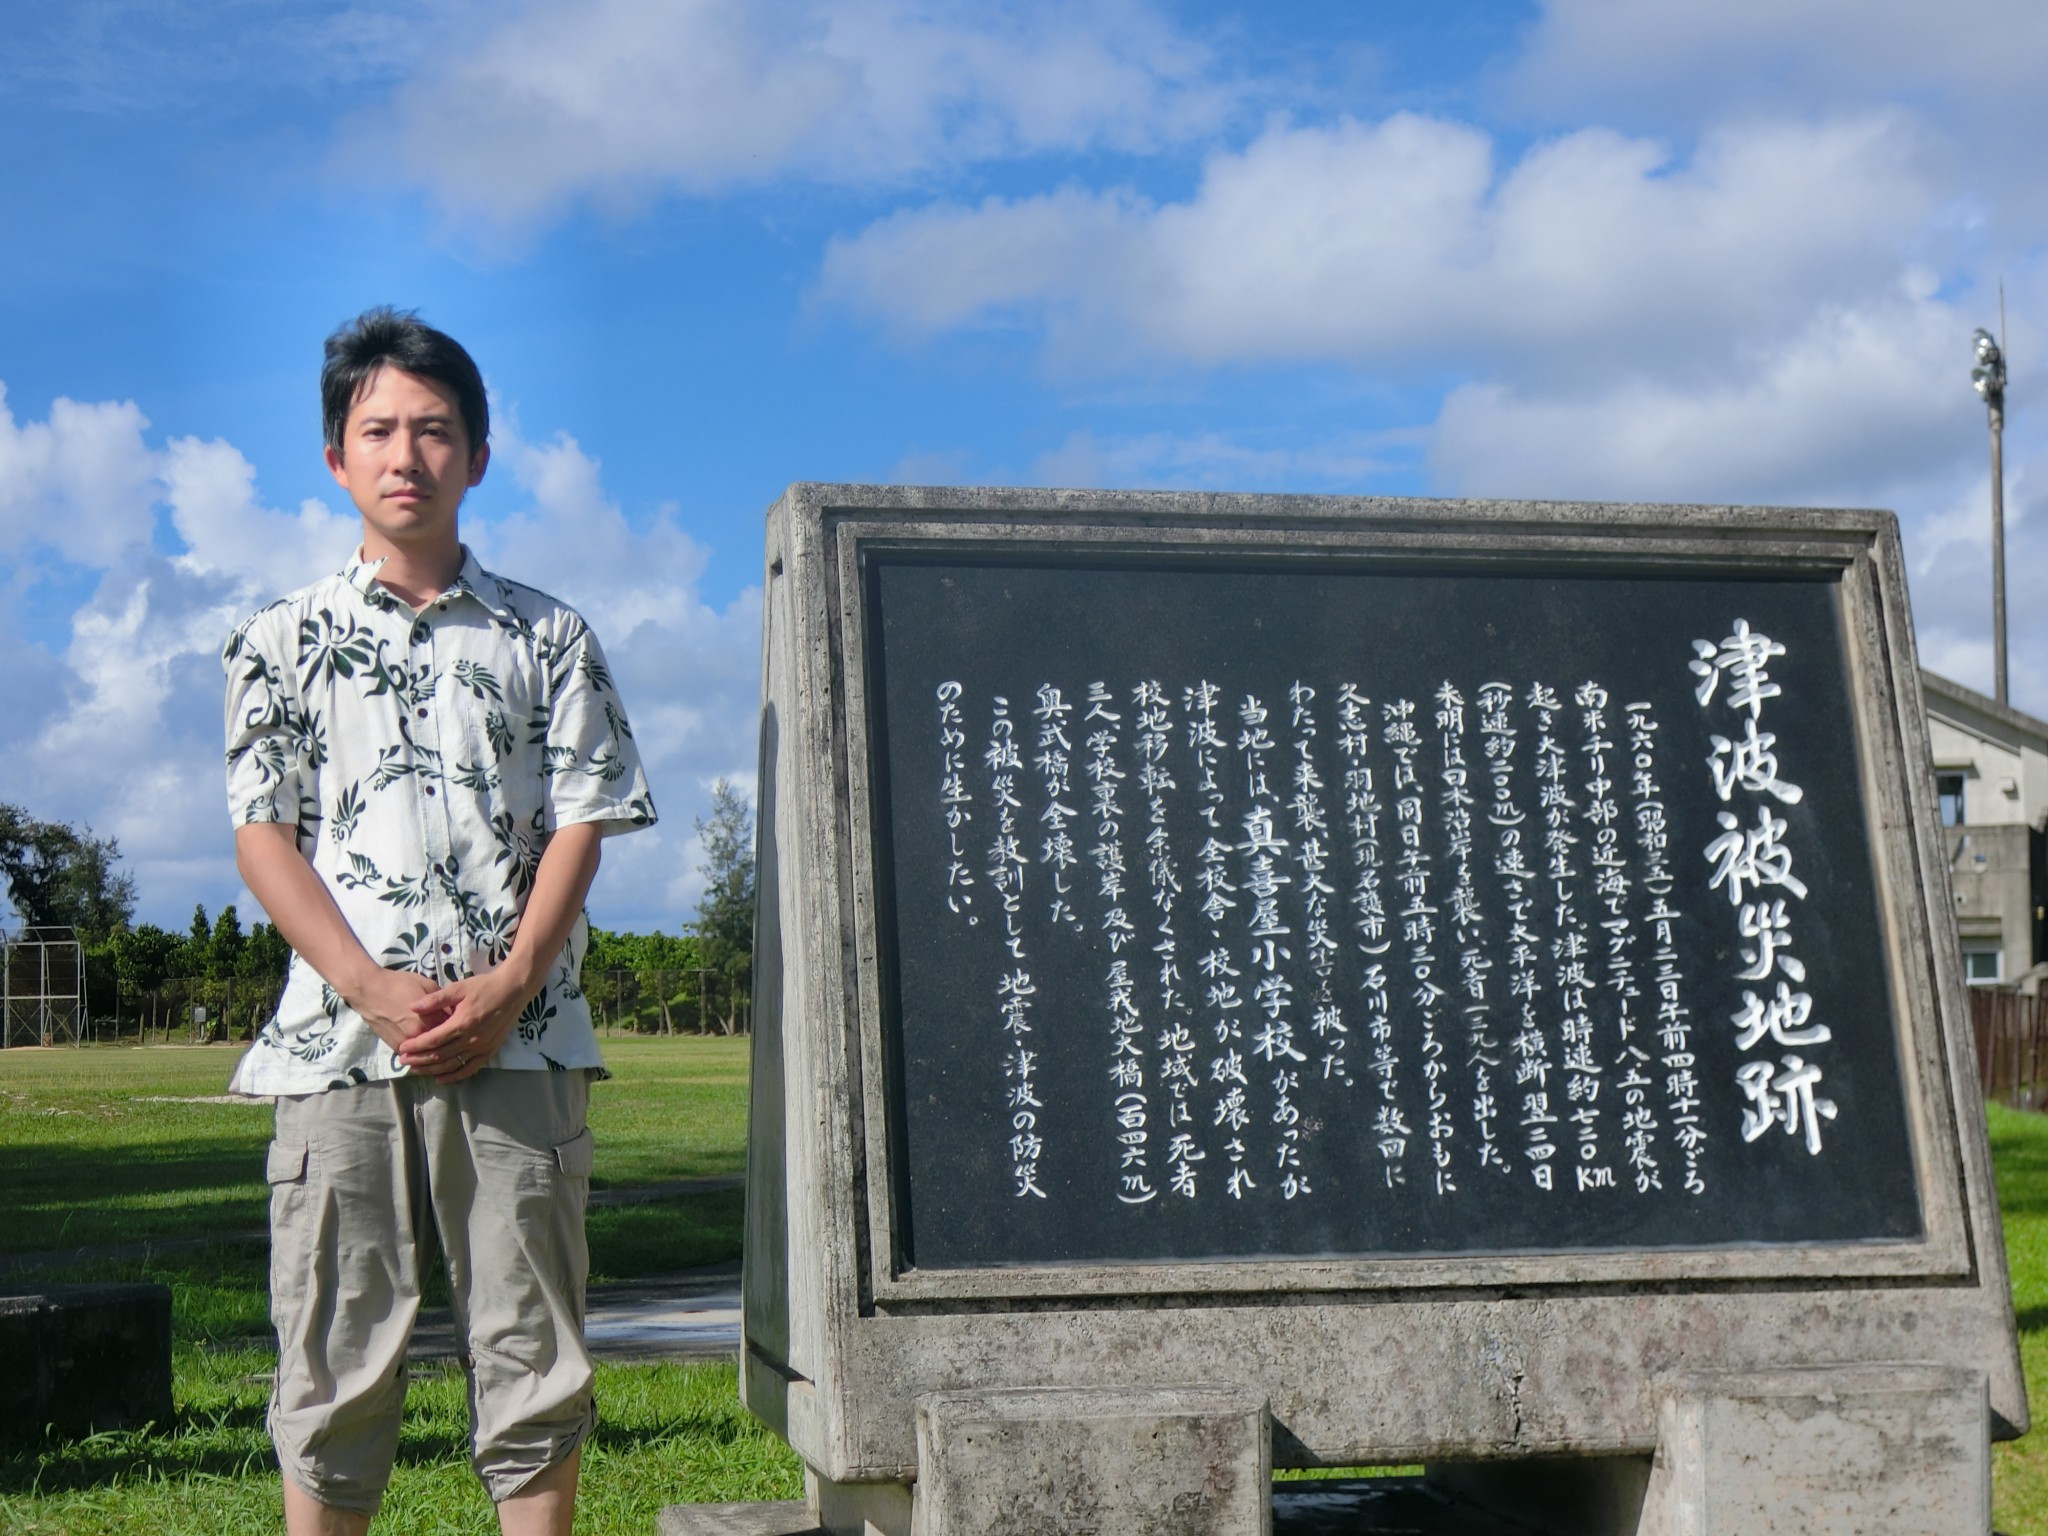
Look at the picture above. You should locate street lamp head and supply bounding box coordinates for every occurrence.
[1972,327,2006,405]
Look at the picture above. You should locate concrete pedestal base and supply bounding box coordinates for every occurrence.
[913,1386,1270,1536]
[663,1364,1996,1536]
[1637,1365,1990,1536]
[0,1285,173,1439]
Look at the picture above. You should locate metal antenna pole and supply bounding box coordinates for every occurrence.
[1992,396,2007,705]
[1973,318,2010,704]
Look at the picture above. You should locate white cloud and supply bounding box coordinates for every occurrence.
[0,387,760,935]
[1505,0,2048,241]
[344,0,1230,234]
[1511,0,2048,131]
[818,112,1938,378]
[163,435,358,599]
[1429,297,1977,504]
[0,386,160,568]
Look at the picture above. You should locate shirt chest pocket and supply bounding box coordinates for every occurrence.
[442,649,546,770]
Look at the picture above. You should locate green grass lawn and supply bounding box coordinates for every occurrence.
[1990,1101,2048,1534]
[0,1037,796,1535]
[6,1043,2048,1532]
[0,1037,749,1256]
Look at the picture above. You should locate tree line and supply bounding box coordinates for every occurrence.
[0,780,755,1041]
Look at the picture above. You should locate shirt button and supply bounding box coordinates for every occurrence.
[440,943,453,955]
[425,784,437,797]
[416,708,428,719]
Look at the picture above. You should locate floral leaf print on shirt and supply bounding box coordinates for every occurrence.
[299,704,329,767]
[452,659,503,702]
[382,922,436,973]
[517,990,556,1044]
[468,905,519,964]
[281,985,344,1064]
[334,851,383,891]
[377,871,434,909]
[221,548,657,1096]
[485,709,514,759]
[369,745,420,790]
[298,610,376,684]
[330,782,366,843]
[488,811,542,900]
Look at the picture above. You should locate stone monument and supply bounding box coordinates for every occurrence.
[715,486,2024,1536]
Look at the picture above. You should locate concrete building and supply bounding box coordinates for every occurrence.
[1922,670,2048,993]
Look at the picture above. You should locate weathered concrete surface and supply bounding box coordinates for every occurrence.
[1637,1366,1990,1535]
[911,1385,1270,1536]
[0,1284,173,1437]
[744,485,2025,1490]
[811,1468,914,1536]
[808,1288,2019,1481]
[656,1501,820,1536]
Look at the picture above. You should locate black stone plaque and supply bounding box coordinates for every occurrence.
[863,550,1922,1271]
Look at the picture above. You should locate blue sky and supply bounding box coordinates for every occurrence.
[3,0,2043,932]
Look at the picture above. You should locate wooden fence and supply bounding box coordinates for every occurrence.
[1974,988,2048,1112]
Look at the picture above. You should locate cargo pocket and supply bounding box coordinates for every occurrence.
[267,1140,309,1184]
[551,1127,594,1178]
[265,1141,311,1318]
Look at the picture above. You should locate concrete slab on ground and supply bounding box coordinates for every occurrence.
[410,1262,741,1362]
[655,1501,817,1536]
[656,1479,1564,1535]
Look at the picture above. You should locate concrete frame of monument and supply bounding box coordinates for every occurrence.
[739,485,2024,1530]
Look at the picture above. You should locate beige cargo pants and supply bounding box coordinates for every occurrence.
[264,1069,596,1514]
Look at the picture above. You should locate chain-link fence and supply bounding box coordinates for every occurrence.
[104,975,287,1045]
[2,928,86,1047]
[65,966,748,1044]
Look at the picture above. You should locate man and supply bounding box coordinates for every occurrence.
[223,307,656,1535]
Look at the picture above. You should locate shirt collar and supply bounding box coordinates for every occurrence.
[341,545,518,621]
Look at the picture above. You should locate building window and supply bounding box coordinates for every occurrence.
[1937,772,1967,826]
[1964,945,2004,986]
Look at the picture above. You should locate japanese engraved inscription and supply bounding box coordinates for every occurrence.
[866,554,1922,1270]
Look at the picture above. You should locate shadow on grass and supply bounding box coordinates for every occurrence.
[1986,1107,2048,1218]
[15,1190,745,1298]
[0,1381,772,1495]
[0,1422,276,1495]
[588,1189,745,1280]
[2012,1305,2048,1335]
[0,1136,269,1254]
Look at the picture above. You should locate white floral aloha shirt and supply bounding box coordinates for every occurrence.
[222,547,656,1096]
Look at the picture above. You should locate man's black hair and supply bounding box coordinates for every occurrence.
[321,307,489,462]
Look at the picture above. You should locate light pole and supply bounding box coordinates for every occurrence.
[1972,325,2009,705]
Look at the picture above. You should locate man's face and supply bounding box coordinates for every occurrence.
[324,365,487,558]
